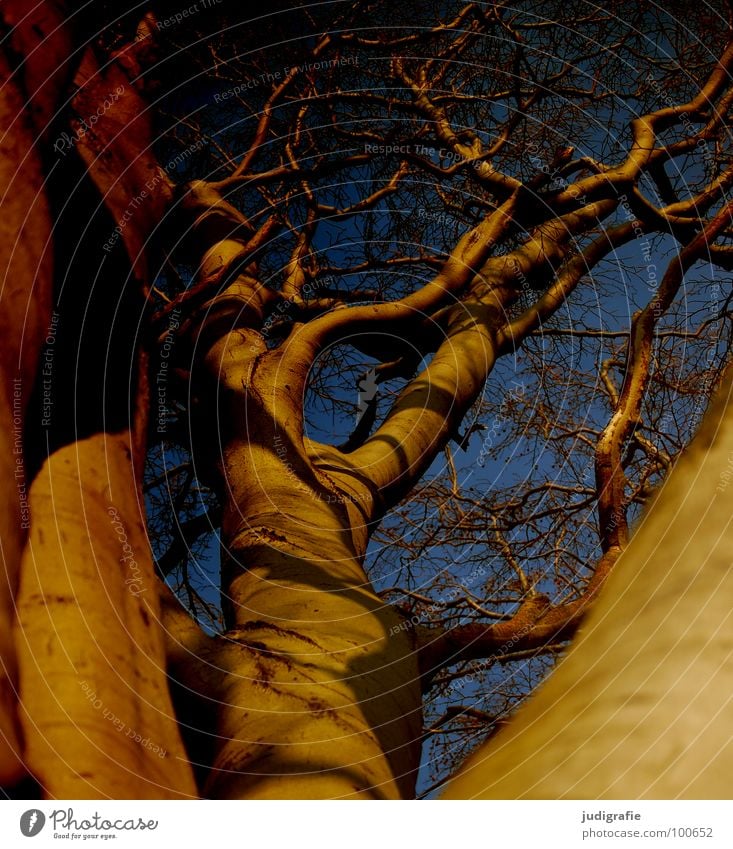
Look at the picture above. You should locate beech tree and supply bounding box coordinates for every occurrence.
[3,0,733,799]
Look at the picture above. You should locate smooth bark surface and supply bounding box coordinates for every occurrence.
[0,0,83,783]
[15,434,195,798]
[444,366,733,799]
[4,1,733,800]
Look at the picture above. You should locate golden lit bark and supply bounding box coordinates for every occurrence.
[0,56,49,781]
[14,433,196,798]
[193,327,423,798]
[443,364,733,799]
[0,0,83,781]
[4,7,187,795]
[5,2,733,801]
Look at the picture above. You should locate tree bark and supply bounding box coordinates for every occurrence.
[5,10,190,795]
[195,326,423,798]
[0,0,83,785]
[15,433,196,798]
[443,364,733,799]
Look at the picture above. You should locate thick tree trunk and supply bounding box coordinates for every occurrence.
[0,53,50,784]
[0,0,83,783]
[443,365,733,799]
[197,330,423,798]
[14,433,196,798]
[208,526,422,799]
[2,10,193,794]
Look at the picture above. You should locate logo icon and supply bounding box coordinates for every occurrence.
[20,810,45,837]
[356,367,378,424]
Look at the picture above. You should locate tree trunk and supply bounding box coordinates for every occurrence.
[197,329,423,799]
[0,0,83,783]
[444,365,733,799]
[15,433,197,798]
[6,10,193,795]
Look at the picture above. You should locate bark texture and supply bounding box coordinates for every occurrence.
[193,311,424,798]
[0,0,82,785]
[15,434,196,798]
[444,366,733,799]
